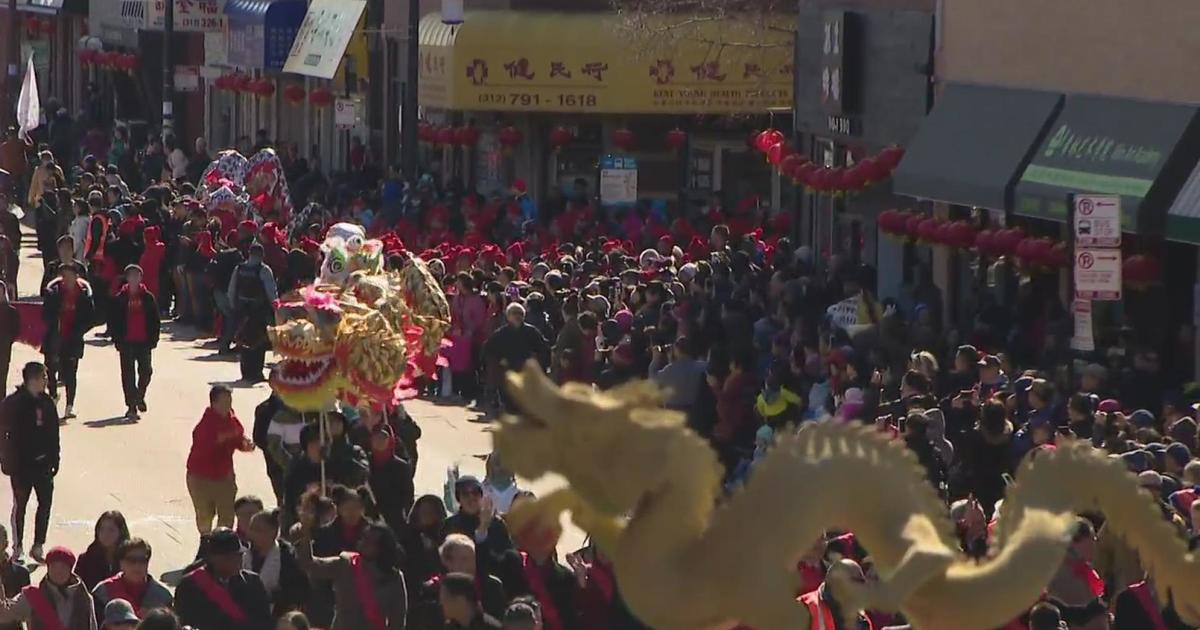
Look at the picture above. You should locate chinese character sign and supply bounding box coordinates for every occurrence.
[284,0,367,79]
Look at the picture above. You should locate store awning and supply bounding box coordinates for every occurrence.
[418,10,794,114]
[282,0,366,79]
[18,0,61,15]
[1015,95,1200,234]
[892,83,1062,210]
[225,0,307,71]
[1166,162,1200,244]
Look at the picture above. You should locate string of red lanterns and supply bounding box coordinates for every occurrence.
[751,128,906,195]
[79,50,140,71]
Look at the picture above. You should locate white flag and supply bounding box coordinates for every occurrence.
[16,55,40,142]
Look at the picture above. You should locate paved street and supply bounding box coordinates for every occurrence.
[0,228,582,578]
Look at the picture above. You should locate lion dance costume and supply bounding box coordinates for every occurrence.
[267,223,450,412]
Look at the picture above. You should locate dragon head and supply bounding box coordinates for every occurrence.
[268,287,344,410]
[496,362,688,518]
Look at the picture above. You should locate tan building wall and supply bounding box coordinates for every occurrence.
[940,0,1200,104]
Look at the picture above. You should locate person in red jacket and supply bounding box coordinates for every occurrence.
[108,265,161,420]
[138,226,166,300]
[185,385,256,535]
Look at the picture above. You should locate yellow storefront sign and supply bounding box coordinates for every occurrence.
[419,11,794,114]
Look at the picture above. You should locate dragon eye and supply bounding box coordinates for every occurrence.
[330,260,345,273]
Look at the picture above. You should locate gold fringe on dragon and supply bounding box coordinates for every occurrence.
[494,362,1200,630]
[267,226,450,412]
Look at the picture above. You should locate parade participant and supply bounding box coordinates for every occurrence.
[442,476,514,577]
[74,511,131,591]
[228,243,277,382]
[0,525,30,630]
[138,226,166,300]
[174,528,273,630]
[367,427,414,534]
[185,385,255,535]
[798,559,874,630]
[42,235,88,294]
[109,265,160,420]
[410,533,508,630]
[0,282,17,389]
[401,496,449,596]
[100,599,138,630]
[243,509,308,617]
[0,362,59,562]
[0,546,96,629]
[91,539,173,620]
[296,508,409,630]
[82,194,114,318]
[42,264,93,419]
[440,573,502,630]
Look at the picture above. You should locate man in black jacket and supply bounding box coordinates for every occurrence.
[109,265,161,420]
[441,476,513,577]
[0,362,60,562]
[175,527,273,630]
[484,303,549,414]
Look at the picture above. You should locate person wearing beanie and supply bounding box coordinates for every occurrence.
[175,528,272,630]
[108,265,161,420]
[0,545,97,629]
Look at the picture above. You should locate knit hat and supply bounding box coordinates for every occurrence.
[103,599,139,625]
[1097,399,1122,414]
[44,546,76,568]
[1166,443,1193,468]
[1129,409,1157,429]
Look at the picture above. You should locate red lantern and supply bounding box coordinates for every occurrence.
[934,221,956,246]
[974,229,996,255]
[612,128,636,151]
[435,126,456,146]
[754,129,785,153]
[905,214,925,238]
[498,126,523,148]
[878,209,904,235]
[843,164,869,192]
[78,49,97,65]
[994,227,1025,256]
[253,79,275,98]
[232,73,253,93]
[1015,237,1053,267]
[857,157,890,184]
[779,154,808,182]
[456,126,481,147]
[917,218,942,243]
[1123,254,1162,290]
[417,124,435,143]
[549,126,574,149]
[665,128,688,151]
[123,54,141,71]
[283,84,306,104]
[308,88,334,107]
[24,16,39,34]
[793,162,819,187]
[878,145,906,170]
[766,142,793,166]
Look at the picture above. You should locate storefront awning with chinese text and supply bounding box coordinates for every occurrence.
[419,10,794,114]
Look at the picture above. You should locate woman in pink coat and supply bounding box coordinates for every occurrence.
[446,272,487,403]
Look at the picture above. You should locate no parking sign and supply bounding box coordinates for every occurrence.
[1074,248,1122,300]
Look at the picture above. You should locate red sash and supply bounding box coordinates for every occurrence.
[1129,580,1170,630]
[100,574,143,617]
[1068,558,1105,597]
[186,567,248,623]
[349,552,387,630]
[22,585,66,630]
[521,552,565,630]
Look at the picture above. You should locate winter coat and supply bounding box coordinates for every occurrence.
[174,565,273,630]
[484,323,549,372]
[41,277,94,359]
[0,385,60,478]
[0,574,97,630]
[244,540,309,617]
[108,285,161,351]
[295,536,409,630]
[74,542,118,591]
[440,514,514,578]
[369,454,415,533]
[0,559,31,630]
[91,572,173,620]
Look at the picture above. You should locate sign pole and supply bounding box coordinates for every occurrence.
[1068,193,1077,389]
[5,0,18,127]
[162,0,175,142]
[401,0,420,180]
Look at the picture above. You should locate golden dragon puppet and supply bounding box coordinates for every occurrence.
[266,247,450,413]
[494,362,1200,630]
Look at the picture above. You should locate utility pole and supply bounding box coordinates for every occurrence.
[401,0,419,180]
[162,0,175,142]
[5,0,19,127]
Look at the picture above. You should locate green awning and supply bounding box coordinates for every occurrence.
[1015,95,1200,235]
